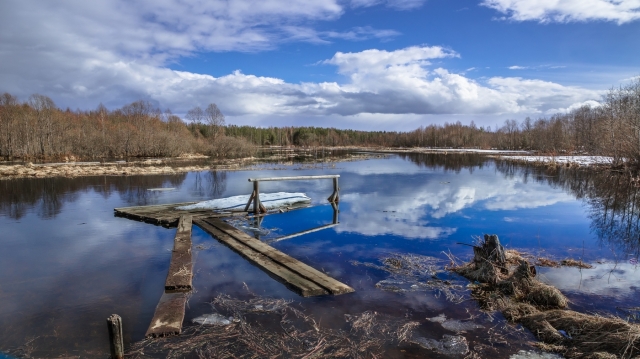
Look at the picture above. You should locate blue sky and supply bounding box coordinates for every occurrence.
[1,0,639,130]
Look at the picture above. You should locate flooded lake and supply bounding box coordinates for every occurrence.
[1,153,639,358]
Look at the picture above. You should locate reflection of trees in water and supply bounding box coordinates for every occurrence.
[0,173,187,219]
[399,153,489,173]
[192,171,227,199]
[495,161,640,256]
[116,174,187,206]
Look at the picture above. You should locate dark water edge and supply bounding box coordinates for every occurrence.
[0,153,638,358]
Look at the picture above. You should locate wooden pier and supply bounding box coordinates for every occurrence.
[115,174,352,339]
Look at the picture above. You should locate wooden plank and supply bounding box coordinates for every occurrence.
[194,219,329,297]
[201,218,354,296]
[145,292,188,337]
[248,175,340,182]
[114,202,196,213]
[266,223,338,244]
[165,215,193,291]
[114,202,244,227]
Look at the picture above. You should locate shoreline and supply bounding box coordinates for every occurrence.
[0,151,383,180]
[0,146,626,180]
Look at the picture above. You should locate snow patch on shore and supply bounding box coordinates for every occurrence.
[500,155,613,166]
[177,192,311,211]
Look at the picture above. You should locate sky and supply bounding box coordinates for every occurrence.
[1,0,639,131]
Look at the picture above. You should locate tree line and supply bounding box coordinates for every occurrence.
[0,94,253,160]
[1,78,638,165]
[224,78,640,166]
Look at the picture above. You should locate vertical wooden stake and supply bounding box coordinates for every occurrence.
[328,177,340,203]
[253,181,260,214]
[331,202,339,224]
[107,314,124,359]
[244,190,256,212]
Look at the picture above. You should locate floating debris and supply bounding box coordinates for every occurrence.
[427,314,483,333]
[192,313,232,326]
[510,350,563,359]
[353,253,466,303]
[412,334,469,357]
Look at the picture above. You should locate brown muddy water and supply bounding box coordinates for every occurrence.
[0,153,638,358]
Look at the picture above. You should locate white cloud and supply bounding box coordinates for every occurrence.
[482,0,640,24]
[0,0,606,129]
[509,65,529,70]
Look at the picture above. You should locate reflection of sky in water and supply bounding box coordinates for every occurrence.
[0,154,638,357]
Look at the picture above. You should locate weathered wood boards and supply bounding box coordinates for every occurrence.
[165,215,193,291]
[114,202,244,227]
[146,215,193,337]
[145,292,188,337]
[194,217,354,297]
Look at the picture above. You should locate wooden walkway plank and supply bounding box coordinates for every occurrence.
[114,202,244,227]
[199,218,354,296]
[165,215,193,291]
[145,292,188,338]
[194,219,329,297]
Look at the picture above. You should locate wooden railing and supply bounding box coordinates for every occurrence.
[244,175,340,214]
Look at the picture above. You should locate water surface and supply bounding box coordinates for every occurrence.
[1,153,638,357]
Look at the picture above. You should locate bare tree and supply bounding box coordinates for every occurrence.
[205,103,225,141]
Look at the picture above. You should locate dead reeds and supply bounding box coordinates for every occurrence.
[126,294,420,358]
[450,234,640,359]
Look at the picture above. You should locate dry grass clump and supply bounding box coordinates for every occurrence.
[126,294,420,358]
[450,234,639,358]
[521,310,640,358]
[560,259,593,269]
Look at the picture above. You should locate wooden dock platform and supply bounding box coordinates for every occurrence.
[194,217,353,297]
[114,202,243,227]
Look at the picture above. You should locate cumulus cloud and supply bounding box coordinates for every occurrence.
[482,0,640,24]
[0,0,605,129]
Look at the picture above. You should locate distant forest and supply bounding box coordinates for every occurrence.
[1,78,639,165]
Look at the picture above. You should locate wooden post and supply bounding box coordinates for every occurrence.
[253,181,260,214]
[328,177,339,203]
[331,201,339,224]
[107,314,124,359]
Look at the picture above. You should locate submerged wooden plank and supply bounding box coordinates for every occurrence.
[198,217,354,296]
[165,215,193,291]
[145,292,187,338]
[194,219,329,297]
[205,218,354,295]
